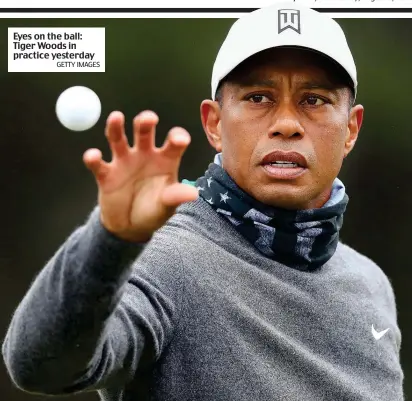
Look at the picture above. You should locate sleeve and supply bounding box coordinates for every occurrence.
[1,207,183,395]
[380,272,402,355]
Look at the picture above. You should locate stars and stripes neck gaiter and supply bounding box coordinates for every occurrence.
[188,154,348,272]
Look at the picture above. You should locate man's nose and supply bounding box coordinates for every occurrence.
[268,104,305,139]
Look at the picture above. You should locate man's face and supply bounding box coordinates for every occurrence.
[201,48,364,210]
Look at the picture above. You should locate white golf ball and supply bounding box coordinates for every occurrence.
[55,86,101,131]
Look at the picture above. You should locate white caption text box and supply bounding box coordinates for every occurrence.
[8,27,105,72]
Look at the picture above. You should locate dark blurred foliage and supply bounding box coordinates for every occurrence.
[0,17,411,400]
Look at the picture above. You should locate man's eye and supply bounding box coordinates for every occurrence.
[303,96,326,106]
[248,94,271,103]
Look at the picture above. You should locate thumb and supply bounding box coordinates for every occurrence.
[83,148,110,182]
[161,182,199,208]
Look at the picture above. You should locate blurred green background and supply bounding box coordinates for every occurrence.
[0,16,411,400]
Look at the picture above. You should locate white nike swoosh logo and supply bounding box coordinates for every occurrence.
[371,324,390,340]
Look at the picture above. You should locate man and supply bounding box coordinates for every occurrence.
[2,3,404,401]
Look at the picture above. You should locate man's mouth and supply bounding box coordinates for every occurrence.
[261,150,308,167]
[260,151,308,180]
[266,161,300,168]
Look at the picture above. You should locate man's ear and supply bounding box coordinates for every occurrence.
[200,99,222,152]
[344,104,364,158]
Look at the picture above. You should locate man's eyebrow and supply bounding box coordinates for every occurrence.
[235,78,340,91]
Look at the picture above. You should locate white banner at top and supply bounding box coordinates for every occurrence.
[2,0,412,9]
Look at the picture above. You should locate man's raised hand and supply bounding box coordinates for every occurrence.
[83,110,198,243]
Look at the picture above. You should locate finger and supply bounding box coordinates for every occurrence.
[83,148,110,182]
[159,127,191,165]
[133,110,159,151]
[161,182,199,208]
[105,111,129,159]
